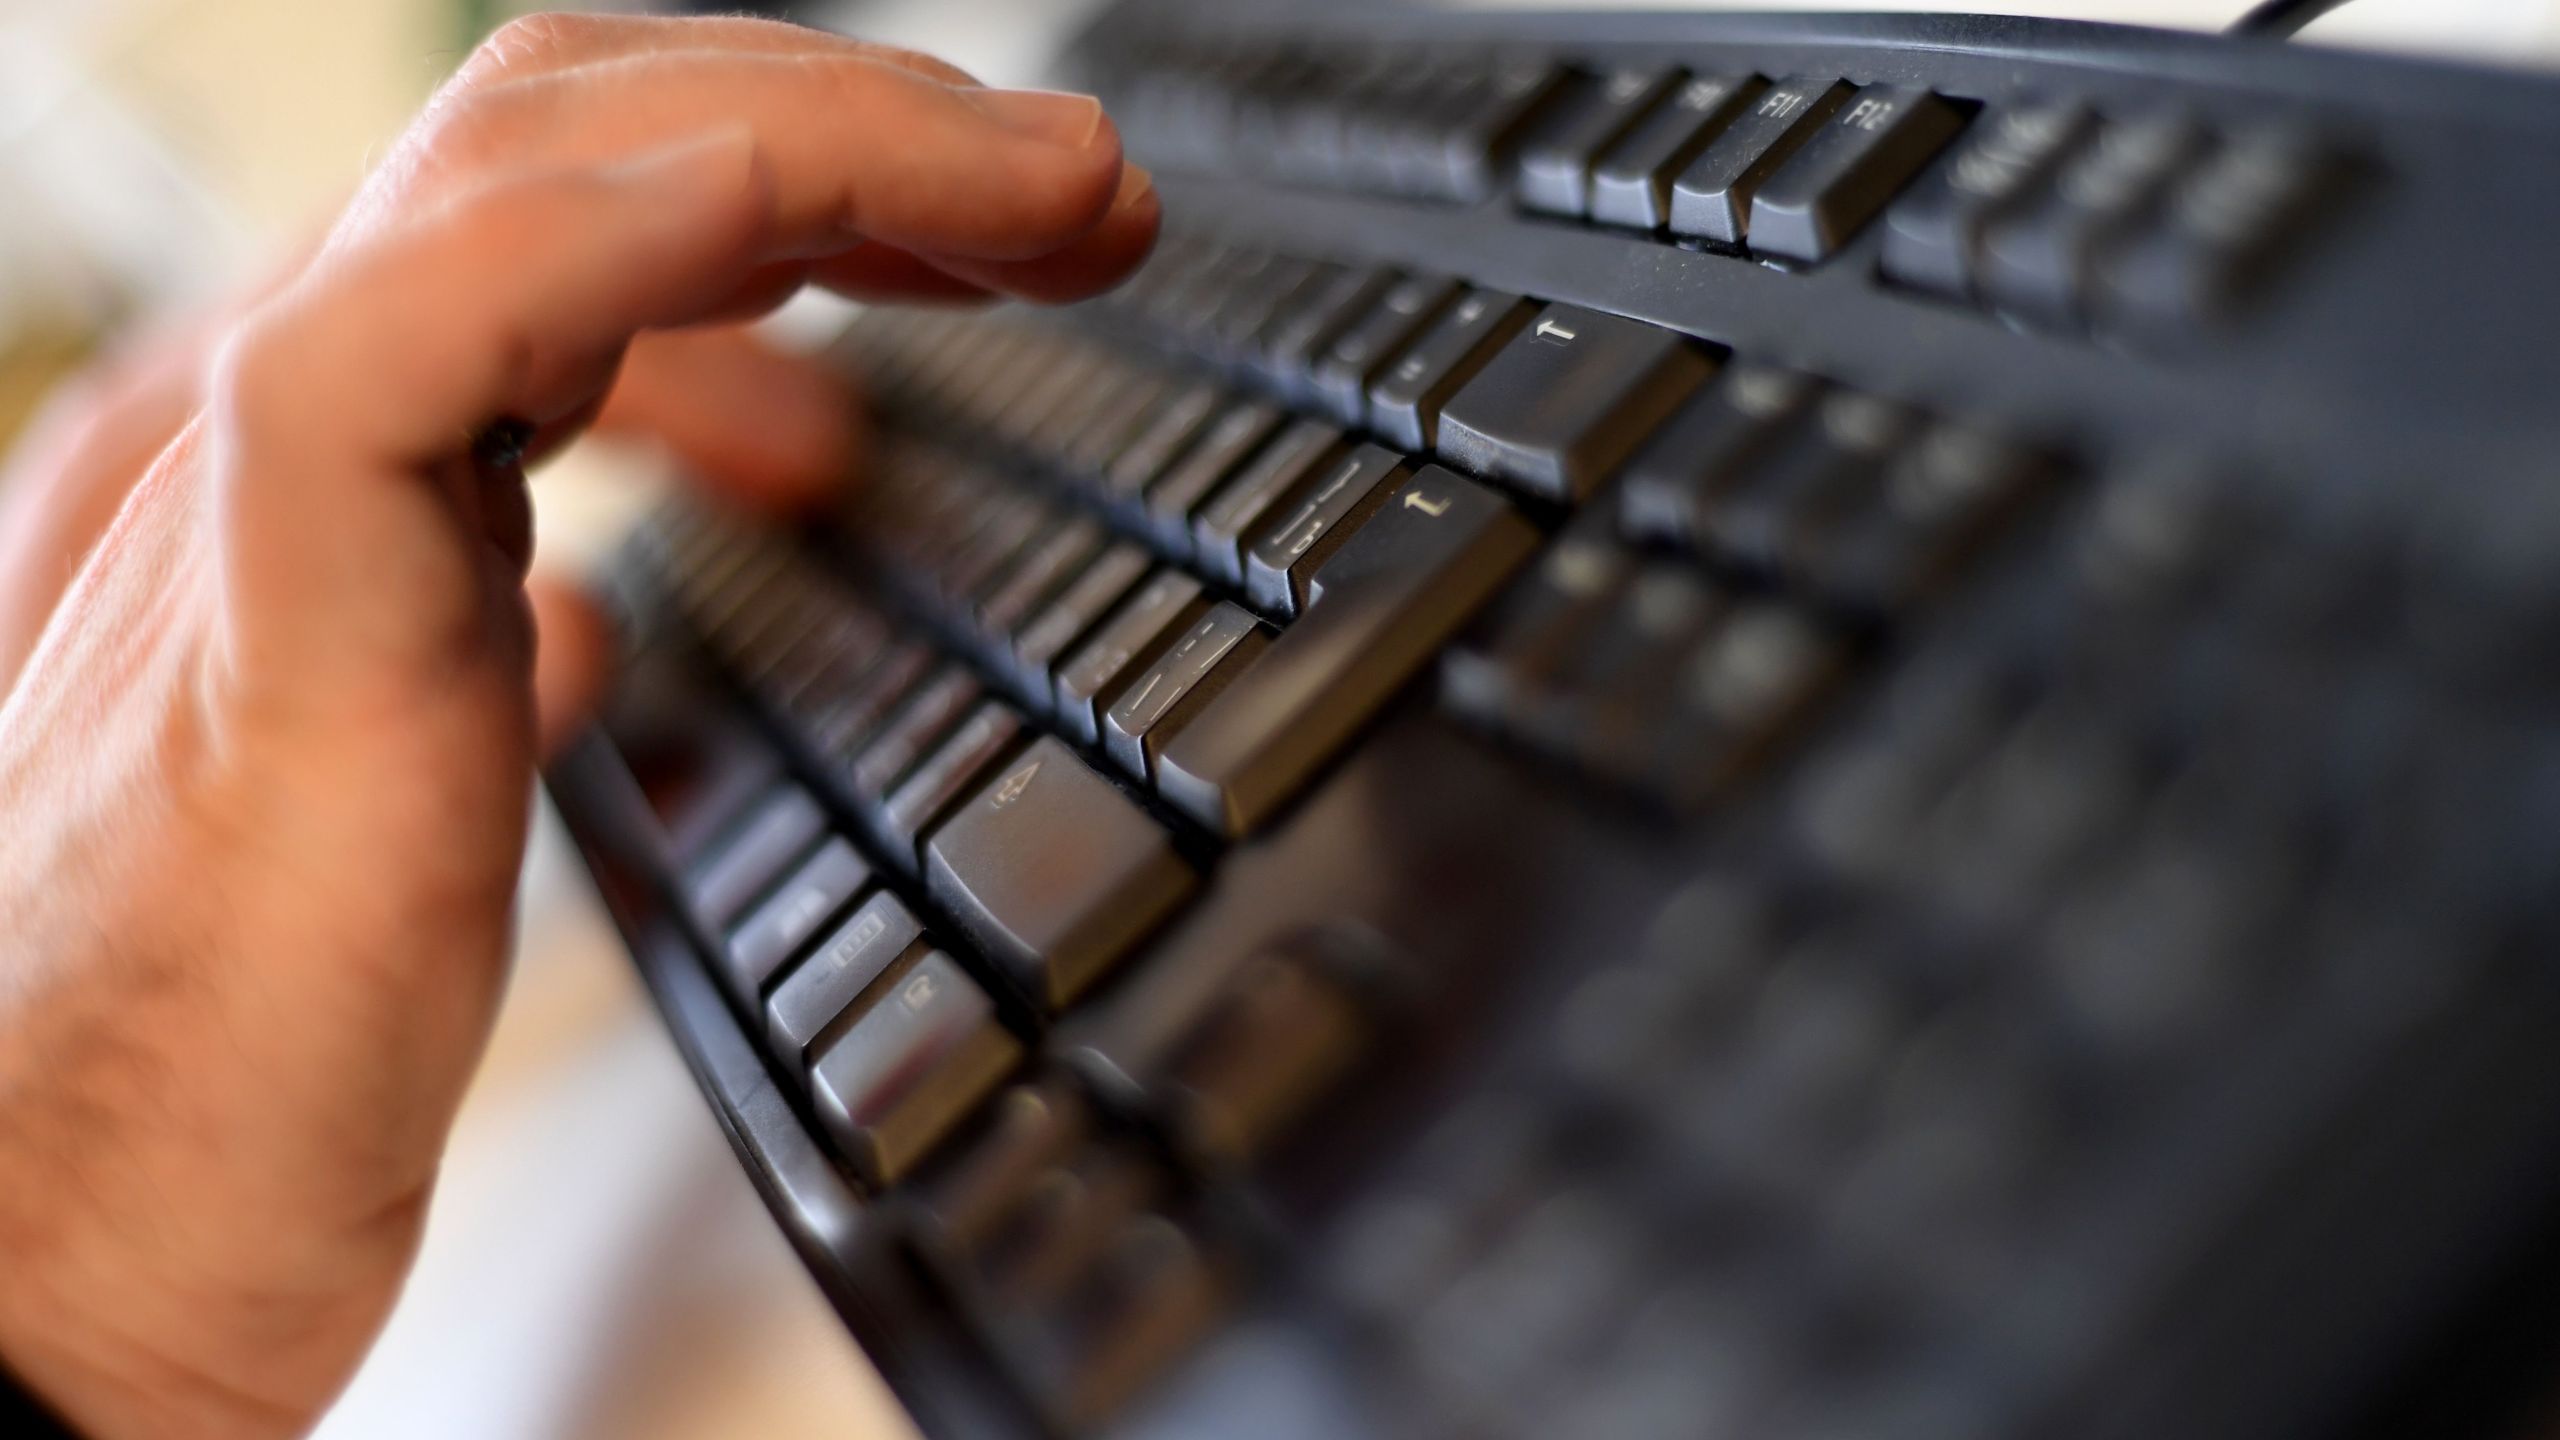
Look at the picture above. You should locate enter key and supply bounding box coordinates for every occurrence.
[1156,467,1540,837]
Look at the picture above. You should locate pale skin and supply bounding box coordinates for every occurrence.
[0,14,1159,1439]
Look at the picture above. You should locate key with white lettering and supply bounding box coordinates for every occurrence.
[1750,86,1968,262]
[765,890,925,1074]
[1158,468,1541,837]
[1242,444,1410,618]
[1669,77,1853,244]
[1366,289,1533,452]
[1436,304,1714,503]
[809,948,1023,1188]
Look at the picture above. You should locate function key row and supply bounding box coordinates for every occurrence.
[1880,102,2351,338]
[1515,68,1969,263]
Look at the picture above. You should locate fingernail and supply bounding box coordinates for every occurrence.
[1114,163,1158,212]
[969,88,1106,149]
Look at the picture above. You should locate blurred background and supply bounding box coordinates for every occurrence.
[0,0,2555,1436]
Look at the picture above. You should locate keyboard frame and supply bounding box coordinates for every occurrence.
[548,8,2560,1438]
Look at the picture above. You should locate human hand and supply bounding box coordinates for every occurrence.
[0,14,1156,1439]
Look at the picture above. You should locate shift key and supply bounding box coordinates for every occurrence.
[1157,467,1541,837]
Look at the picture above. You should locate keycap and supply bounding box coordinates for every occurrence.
[721,837,872,1003]
[846,667,982,803]
[1255,267,1396,398]
[1102,381,1226,513]
[1055,572,1212,746]
[1516,68,1684,218]
[1435,304,1714,502]
[1101,602,1273,782]
[1749,86,1968,262]
[882,703,1025,862]
[1589,73,1763,231]
[1144,401,1287,555]
[914,1078,1098,1256]
[1696,389,1919,578]
[765,890,925,1073]
[1668,77,1853,244]
[1157,468,1541,836]
[1436,60,1573,200]
[1157,935,1377,1163]
[1191,419,1347,585]
[1243,443,1409,617]
[1205,257,1325,368]
[1367,289,1534,452]
[1311,275,1459,424]
[978,517,1107,642]
[685,786,826,931]
[925,738,1202,1010]
[1063,373,1179,480]
[2092,127,2349,340]
[1817,423,2050,612]
[1650,604,1851,809]
[1617,367,1822,549]
[809,641,937,762]
[1442,534,1635,733]
[1012,541,1154,694]
[1014,1212,1231,1432]
[809,947,1023,1188]
[938,494,1053,606]
[1882,100,2097,298]
[1977,111,2209,329]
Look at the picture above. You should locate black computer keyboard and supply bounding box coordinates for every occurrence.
[546,5,2560,1437]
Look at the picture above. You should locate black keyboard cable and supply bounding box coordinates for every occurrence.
[2228,0,2363,37]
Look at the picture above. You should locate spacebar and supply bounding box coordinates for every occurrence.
[1157,466,1539,837]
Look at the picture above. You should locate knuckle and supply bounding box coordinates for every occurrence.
[205,312,299,451]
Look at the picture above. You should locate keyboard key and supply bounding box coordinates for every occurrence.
[1978,111,2210,328]
[1255,267,1396,398]
[1144,401,1287,554]
[1101,601,1273,782]
[809,947,1023,1188]
[1589,73,1764,231]
[2092,127,2349,339]
[978,517,1107,642]
[1010,1211,1231,1432]
[1882,100,2097,298]
[1436,60,1573,200]
[1749,86,1968,262]
[722,837,872,1003]
[765,890,925,1074]
[809,640,938,762]
[1817,422,2051,612]
[685,785,826,930]
[1435,303,1714,502]
[1157,932,1379,1163]
[1617,367,1821,549]
[1442,534,1635,733]
[925,737,1202,1009]
[1056,572,1212,745]
[882,703,1026,862]
[1649,604,1851,809]
[1157,468,1541,836]
[1367,289,1534,452]
[1695,389,1919,577]
[1191,418,1347,585]
[1516,67,1684,218]
[1668,77,1853,244]
[1243,443,1410,617]
[1102,380,1226,513]
[1312,275,1459,424]
[1013,541,1154,692]
[847,666,982,804]
[914,1078,1097,1256]
[1063,373,1179,481]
